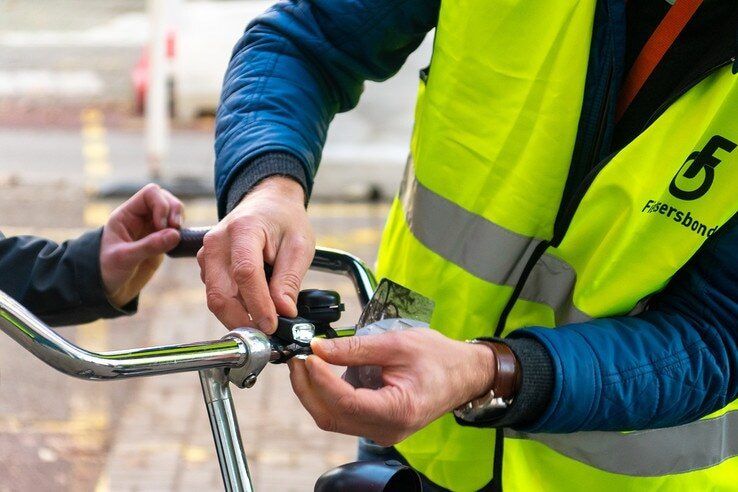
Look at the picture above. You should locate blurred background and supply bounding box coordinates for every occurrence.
[0,0,431,490]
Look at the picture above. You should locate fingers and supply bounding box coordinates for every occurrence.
[310,332,406,367]
[103,184,185,266]
[288,359,335,426]
[122,228,181,264]
[115,183,183,234]
[199,233,253,329]
[290,357,371,437]
[228,221,276,333]
[197,247,207,284]
[199,176,311,332]
[290,355,403,442]
[127,183,170,230]
[305,355,391,423]
[159,188,184,228]
[270,233,314,318]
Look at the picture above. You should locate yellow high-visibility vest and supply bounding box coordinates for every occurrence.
[375,0,738,490]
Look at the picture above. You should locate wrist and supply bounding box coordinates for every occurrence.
[224,153,309,216]
[454,340,521,422]
[103,284,132,309]
[477,341,521,400]
[241,175,306,206]
[458,342,498,406]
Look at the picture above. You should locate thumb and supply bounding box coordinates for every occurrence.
[122,228,180,265]
[311,333,401,367]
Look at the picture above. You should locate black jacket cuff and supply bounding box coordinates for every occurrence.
[225,152,309,215]
[455,336,554,429]
[59,228,138,325]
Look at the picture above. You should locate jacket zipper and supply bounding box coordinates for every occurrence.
[486,3,732,486]
[588,63,614,178]
[551,57,732,248]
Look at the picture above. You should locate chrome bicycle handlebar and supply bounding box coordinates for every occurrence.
[0,245,376,381]
[0,290,249,379]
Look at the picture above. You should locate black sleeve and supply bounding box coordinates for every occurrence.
[0,228,137,327]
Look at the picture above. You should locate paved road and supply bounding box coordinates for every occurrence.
[0,185,389,491]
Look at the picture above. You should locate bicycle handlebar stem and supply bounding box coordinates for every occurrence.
[200,368,254,492]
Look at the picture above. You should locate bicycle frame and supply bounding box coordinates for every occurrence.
[0,246,376,492]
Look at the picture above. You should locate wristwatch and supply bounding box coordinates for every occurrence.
[453,340,521,423]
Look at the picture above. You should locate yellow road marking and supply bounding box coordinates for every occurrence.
[82,141,110,160]
[174,200,218,223]
[350,226,382,245]
[82,125,107,139]
[80,108,104,124]
[309,202,390,217]
[73,320,111,491]
[83,202,112,227]
[85,159,113,177]
[80,107,113,191]
[0,415,106,434]
[182,445,211,463]
[94,473,110,492]
[0,226,88,241]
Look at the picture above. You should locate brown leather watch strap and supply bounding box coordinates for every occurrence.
[476,341,521,400]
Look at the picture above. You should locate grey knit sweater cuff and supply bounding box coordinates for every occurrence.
[225,152,309,215]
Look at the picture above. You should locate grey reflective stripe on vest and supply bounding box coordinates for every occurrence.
[518,253,594,324]
[506,411,738,476]
[400,159,543,289]
[399,159,594,324]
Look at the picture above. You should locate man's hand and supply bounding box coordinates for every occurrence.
[289,329,497,446]
[100,184,183,308]
[198,176,314,332]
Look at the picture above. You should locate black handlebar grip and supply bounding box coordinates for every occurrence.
[167,226,274,279]
[167,227,209,258]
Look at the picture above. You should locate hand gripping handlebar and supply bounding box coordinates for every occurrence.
[166,226,375,306]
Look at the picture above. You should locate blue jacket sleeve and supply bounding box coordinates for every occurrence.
[512,215,738,433]
[214,0,438,216]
